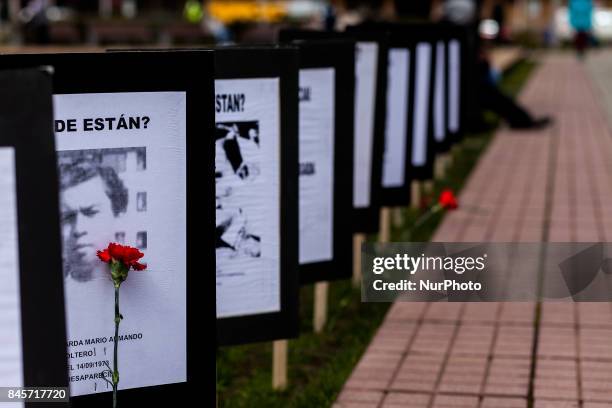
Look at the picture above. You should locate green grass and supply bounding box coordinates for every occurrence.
[216,58,537,408]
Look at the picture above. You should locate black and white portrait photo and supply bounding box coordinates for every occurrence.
[58,147,148,283]
[215,121,262,261]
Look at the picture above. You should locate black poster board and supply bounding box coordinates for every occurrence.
[433,27,451,153]
[214,46,300,345]
[0,68,69,408]
[403,23,437,181]
[280,29,387,234]
[278,37,355,284]
[445,23,469,145]
[0,51,216,407]
[353,23,414,204]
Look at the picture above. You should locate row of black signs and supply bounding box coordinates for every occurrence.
[0,22,468,407]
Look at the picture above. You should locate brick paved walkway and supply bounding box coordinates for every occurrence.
[335,53,612,408]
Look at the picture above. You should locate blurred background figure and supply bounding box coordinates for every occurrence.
[183,0,203,23]
[19,0,50,44]
[438,0,478,25]
[569,0,593,57]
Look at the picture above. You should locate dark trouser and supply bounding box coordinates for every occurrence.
[575,31,589,57]
[479,81,534,127]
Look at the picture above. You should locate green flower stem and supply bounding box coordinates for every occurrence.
[113,283,120,408]
[406,205,442,241]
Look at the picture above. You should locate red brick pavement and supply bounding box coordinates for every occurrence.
[335,54,612,407]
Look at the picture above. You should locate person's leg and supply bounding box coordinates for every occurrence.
[479,81,533,127]
[575,31,588,58]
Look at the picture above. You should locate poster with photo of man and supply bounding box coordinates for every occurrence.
[0,51,216,407]
[53,92,187,397]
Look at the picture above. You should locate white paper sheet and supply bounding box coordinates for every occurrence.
[434,41,446,143]
[299,68,335,265]
[53,92,187,396]
[0,147,24,408]
[449,39,461,133]
[215,78,281,318]
[382,48,410,188]
[353,42,378,208]
[412,42,432,167]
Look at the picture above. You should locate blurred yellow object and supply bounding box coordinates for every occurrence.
[207,1,287,24]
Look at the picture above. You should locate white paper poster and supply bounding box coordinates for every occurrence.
[434,41,446,143]
[53,92,187,396]
[0,147,24,407]
[412,42,432,167]
[298,68,335,265]
[353,42,378,208]
[449,39,461,133]
[382,48,410,188]
[215,78,281,318]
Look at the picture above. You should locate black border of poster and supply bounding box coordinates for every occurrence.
[279,38,355,284]
[0,68,69,408]
[280,29,387,234]
[0,51,216,407]
[214,46,300,345]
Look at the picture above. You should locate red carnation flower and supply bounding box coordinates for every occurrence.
[438,189,458,210]
[97,243,147,287]
[98,243,147,271]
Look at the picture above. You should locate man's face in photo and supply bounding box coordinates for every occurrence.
[61,174,116,281]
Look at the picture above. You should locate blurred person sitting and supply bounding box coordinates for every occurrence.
[430,0,552,130]
[474,40,551,130]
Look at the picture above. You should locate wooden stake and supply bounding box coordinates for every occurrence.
[451,144,461,161]
[352,233,365,288]
[392,207,404,227]
[445,152,453,170]
[411,180,421,208]
[434,154,446,180]
[379,207,390,243]
[272,340,288,390]
[313,282,329,333]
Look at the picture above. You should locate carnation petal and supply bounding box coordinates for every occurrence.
[97,249,111,263]
[108,242,125,260]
